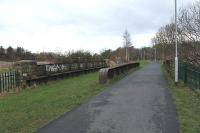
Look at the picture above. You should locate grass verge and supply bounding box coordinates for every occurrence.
[139,60,150,68]
[0,68,10,72]
[163,67,200,133]
[0,72,109,133]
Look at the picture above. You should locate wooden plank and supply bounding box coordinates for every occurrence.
[8,72,10,92]
[2,73,5,92]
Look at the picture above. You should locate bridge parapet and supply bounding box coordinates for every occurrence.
[99,62,140,84]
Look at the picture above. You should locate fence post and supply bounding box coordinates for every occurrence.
[16,71,20,88]
[195,70,198,89]
[2,73,5,92]
[1,73,2,92]
[11,71,14,89]
[199,72,200,90]
[184,63,187,84]
[0,73,1,93]
[13,71,16,91]
[7,72,10,92]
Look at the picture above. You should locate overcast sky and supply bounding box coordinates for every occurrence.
[0,0,195,53]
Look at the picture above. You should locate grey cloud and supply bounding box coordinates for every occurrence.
[29,0,191,38]
[0,23,9,32]
[80,0,173,36]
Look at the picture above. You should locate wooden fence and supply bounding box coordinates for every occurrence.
[0,71,20,93]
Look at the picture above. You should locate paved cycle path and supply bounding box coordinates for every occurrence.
[37,63,179,133]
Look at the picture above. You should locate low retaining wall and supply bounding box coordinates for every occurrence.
[26,67,103,86]
[99,62,140,84]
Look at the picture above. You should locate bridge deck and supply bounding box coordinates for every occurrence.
[37,63,180,133]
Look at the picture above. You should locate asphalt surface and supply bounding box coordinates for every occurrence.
[37,63,180,133]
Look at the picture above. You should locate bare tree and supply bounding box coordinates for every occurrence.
[151,1,200,66]
[123,30,132,62]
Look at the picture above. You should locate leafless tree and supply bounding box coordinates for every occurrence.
[123,30,132,62]
[151,1,200,66]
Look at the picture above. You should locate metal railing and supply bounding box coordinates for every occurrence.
[0,71,20,93]
[164,60,200,90]
[179,62,200,90]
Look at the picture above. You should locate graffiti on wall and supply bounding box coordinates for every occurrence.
[44,62,103,72]
[45,64,68,72]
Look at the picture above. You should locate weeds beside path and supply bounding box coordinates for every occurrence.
[163,67,200,133]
